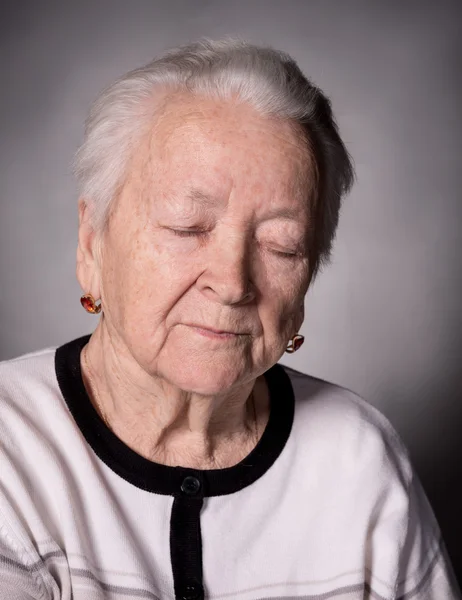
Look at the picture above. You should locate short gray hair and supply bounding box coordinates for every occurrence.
[74,38,354,278]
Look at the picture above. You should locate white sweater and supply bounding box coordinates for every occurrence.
[0,335,459,600]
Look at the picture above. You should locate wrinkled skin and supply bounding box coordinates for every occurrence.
[77,93,314,468]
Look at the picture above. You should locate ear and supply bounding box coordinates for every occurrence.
[295,301,305,332]
[76,199,102,299]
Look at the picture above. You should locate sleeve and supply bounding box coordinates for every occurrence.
[0,409,53,600]
[0,507,51,600]
[395,471,461,599]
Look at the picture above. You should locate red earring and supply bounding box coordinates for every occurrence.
[80,293,102,314]
[286,334,304,353]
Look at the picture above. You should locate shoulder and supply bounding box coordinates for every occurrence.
[0,347,67,598]
[0,344,57,377]
[0,345,64,448]
[280,366,461,598]
[0,341,81,511]
[282,364,403,442]
[0,345,58,404]
[0,345,58,390]
[281,364,413,486]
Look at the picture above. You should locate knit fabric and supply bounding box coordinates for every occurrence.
[0,336,459,600]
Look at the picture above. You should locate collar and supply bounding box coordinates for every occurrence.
[55,335,295,497]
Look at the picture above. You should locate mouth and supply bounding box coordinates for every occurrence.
[185,324,246,339]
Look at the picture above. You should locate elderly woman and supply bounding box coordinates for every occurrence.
[0,39,459,600]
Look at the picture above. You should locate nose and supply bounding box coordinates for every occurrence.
[197,232,256,306]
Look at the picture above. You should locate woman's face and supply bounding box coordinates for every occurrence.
[82,95,314,395]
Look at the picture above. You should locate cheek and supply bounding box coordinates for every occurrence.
[259,269,307,338]
[262,258,308,305]
[100,230,152,321]
[101,233,198,328]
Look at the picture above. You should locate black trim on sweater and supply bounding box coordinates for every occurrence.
[170,493,205,600]
[55,334,295,498]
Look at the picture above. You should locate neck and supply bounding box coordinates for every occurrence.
[80,324,270,469]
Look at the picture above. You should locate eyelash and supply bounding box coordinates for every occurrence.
[170,229,207,237]
[169,229,300,258]
[276,251,299,259]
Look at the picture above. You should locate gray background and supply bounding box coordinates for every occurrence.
[1,0,461,580]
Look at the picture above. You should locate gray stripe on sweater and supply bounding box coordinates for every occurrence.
[0,542,445,600]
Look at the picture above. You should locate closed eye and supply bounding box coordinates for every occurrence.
[264,243,304,258]
[271,249,300,259]
[167,228,303,258]
[168,228,209,237]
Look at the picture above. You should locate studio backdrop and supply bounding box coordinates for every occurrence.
[1,0,461,579]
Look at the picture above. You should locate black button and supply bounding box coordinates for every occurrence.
[181,582,202,599]
[181,476,201,495]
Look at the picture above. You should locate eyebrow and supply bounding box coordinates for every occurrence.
[186,188,222,207]
[262,206,304,222]
[185,188,305,223]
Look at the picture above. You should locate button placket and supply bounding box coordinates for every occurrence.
[181,476,201,496]
[180,582,203,600]
[171,473,205,599]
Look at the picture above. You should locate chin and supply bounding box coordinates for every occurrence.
[158,353,250,396]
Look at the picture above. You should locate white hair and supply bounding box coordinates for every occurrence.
[74,37,354,277]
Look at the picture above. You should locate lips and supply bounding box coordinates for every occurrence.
[188,324,243,335]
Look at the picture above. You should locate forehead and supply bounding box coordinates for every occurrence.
[144,93,314,199]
